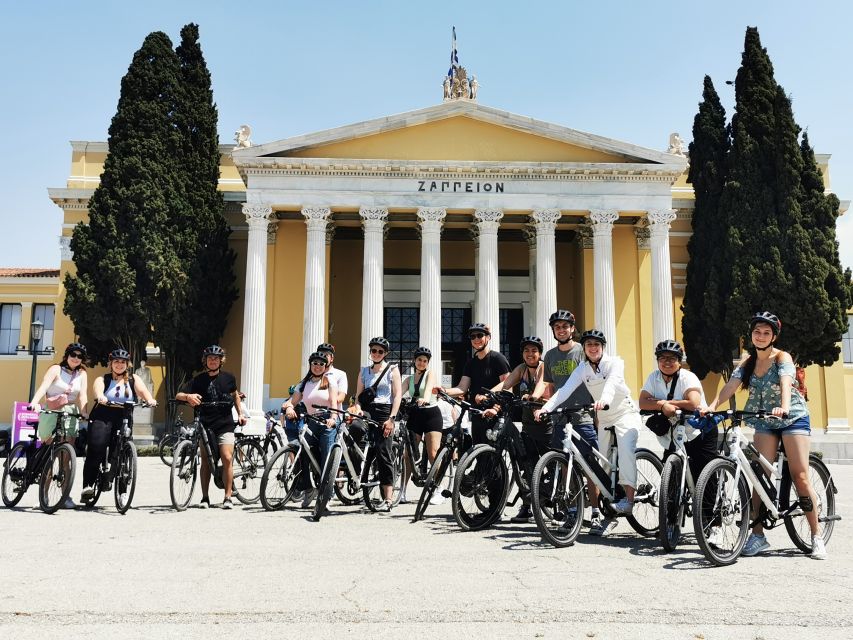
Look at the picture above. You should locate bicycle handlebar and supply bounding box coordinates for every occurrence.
[312,404,382,429]
[539,403,602,417]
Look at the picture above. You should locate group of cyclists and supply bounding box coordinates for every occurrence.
[9,307,829,560]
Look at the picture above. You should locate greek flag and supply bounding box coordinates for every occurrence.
[448,26,459,78]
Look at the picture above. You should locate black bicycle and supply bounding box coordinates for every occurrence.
[450,389,540,531]
[82,401,143,514]
[169,400,265,510]
[412,390,479,523]
[2,409,79,513]
[398,399,432,491]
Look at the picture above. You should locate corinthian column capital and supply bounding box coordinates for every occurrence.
[302,206,331,231]
[474,208,504,233]
[647,208,677,234]
[530,208,562,229]
[417,207,446,229]
[588,208,619,227]
[242,204,273,228]
[359,206,389,231]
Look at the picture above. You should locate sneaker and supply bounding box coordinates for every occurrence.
[741,533,770,557]
[557,509,580,534]
[62,497,76,510]
[81,486,95,501]
[706,526,724,548]
[221,497,234,510]
[810,535,827,560]
[511,505,532,523]
[429,492,445,506]
[611,498,633,515]
[375,500,392,512]
[291,490,305,504]
[590,516,618,537]
[399,493,410,505]
[197,497,210,509]
[301,488,317,509]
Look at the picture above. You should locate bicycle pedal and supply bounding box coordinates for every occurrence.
[441,489,452,498]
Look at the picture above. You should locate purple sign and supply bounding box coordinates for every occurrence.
[12,401,39,445]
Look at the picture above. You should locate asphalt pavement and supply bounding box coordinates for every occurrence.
[0,456,850,640]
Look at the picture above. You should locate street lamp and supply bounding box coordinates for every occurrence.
[17,319,54,401]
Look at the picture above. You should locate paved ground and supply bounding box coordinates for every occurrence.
[0,456,850,640]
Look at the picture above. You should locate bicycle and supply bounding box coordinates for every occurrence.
[693,409,840,566]
[259,407,358,511]
[2,409,79,513]
[260,409,285,458]
[82,401,144,514]
[450,389,541,531]
[412,390,479,523]
[531,404,663,547]
[168,400,264,510]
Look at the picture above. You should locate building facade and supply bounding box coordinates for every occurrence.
[2,97,851,436]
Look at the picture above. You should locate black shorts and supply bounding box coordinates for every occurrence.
[406,405,443,435]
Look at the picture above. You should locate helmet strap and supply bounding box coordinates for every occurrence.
[754,344,772,352]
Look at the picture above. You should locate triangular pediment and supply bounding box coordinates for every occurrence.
[233,101,684,167]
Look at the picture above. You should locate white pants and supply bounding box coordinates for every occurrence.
[598,408,640,489]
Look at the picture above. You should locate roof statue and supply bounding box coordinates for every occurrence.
[443,27,477,102]
[667,132,686,157]
[234,124,253,148]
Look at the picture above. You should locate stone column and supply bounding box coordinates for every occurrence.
[474,208,503,338]
[531,209,562,350]
[417,207,446,367]
[470,228,480,321]
[359,207,388,354]
[648,209,677,347]
[241,204,273,422]
[589,209,619,354]
[302,207,332,367]
[523,226,537,335]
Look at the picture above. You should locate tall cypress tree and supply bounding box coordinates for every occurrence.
[720,27,797,348]
[682,76,733,378]
[787,133,853,365]
[64,32,187,364]
[160,23,237,402]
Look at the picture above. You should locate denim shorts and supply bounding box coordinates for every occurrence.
[752,415,811,437]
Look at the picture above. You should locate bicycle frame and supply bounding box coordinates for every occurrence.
[316,406,374,491]
[21,411,77,483]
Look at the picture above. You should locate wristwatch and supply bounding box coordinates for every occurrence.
[390,414,397,420]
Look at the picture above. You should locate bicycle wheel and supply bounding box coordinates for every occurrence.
[362,445,403,512]
[658,454,685,551]
[452,444,509,531]
[333,453,362,506]
[114,441,138,514]
[531,450,585,548]
[313,446,342,521]
[260,445,301,511]
[693,457,750,566]
[233,439,265,505]
[159,433,178,467]
[264,430,284,458]
[780,454,836,553]
[413,446,451,522]
[39,443,76,514]
[81,476,102,509]
[2,442,29,508]
[626,448,663,536]
[169,440,198,511]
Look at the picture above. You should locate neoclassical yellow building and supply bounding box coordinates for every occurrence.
[2,93,852,447]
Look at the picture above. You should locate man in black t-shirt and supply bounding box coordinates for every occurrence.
[175,345,246,509]
[435,323,511,445]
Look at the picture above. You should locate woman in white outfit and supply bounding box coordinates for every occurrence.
[535,330,640,519]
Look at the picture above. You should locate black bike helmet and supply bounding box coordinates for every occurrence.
[654,340,684,359]
[548,310,576,326]
[308,351,329,365]
[520,336,544,353]
[467,323,491,337]
[65,342,87,357]
[579,330,607,346]
[749,312,781,336]
[202,345,226,358]
[368,337,391,351]
[316,343,335,354]
[413,346,432,360]
[109,348,131,361]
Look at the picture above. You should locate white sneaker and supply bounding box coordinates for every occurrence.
[62,497,76,509]
[810,535,827,560]
[80,486,95,501]
[742,533,770,557]
[706,526,724,548]
[375,500,392,512]
[429,493,445,506]
[590,516,618,537]
[611,498,633,515]
[399,493,410,504]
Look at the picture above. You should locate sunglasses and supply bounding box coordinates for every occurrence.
[68,352,83,359]
[113,383,130,400]
[469,333,486,340]
[310,360,327,367]
[370,348,386,355]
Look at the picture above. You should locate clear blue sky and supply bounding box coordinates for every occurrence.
[1,1,850,270]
